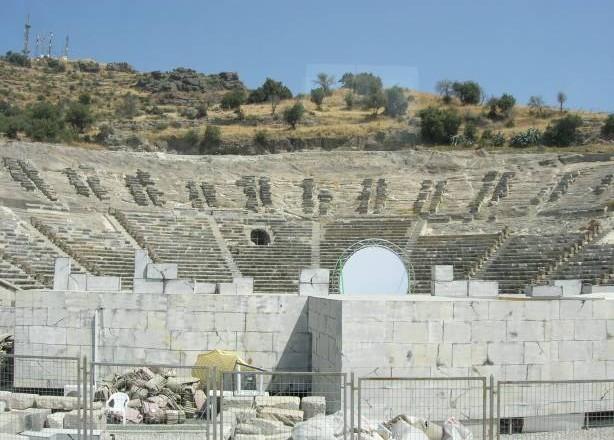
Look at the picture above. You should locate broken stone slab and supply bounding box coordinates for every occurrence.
[10,392,37,410]
[194,282,217,294]
[258,407,304,426]
[550,279,582,296]
[22,428,102,440]
[300,396,326,419]
[0,412,26,434]
[164,279,194,294]
[299,282,329,297]
[468,280,499,297]
[64,409,106,429]
[24,408,52,431]
[45,412,65,429]
[222,395,255,409]
[35,395,79,411]
[249,418,292,436]
[431,280,468,297]
[146,263,178,280]
[299,269,330,285]
[0,390,11,408]
[582,284,614,294]
[431,265,454,282]
[223,407,257,424]
[235,423,261,435]
[52,258,71,291]
[234,277,254,295]
[526,285,563,298]
[133,249,151,279]
[255,396,300,411]
[86,275,121,292]
[67,273,87,291]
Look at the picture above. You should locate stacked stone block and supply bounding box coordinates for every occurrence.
[356,178,373,214]
[258,176,273,208]
[86,176,110,200]
[201,182,218,207]
[373,178,388,214]
[301,178,315,214]
[413,180,433,214]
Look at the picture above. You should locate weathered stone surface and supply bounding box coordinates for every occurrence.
[134,250,151,279]
[468,280,499,297]
[52,258,71,291]
[431,265,454,282]
[35,395,79,411]
[164,279,194,294]
[0,412,26,434]
[249,418,292,436]
[10,392,37,410]
[67,273,86,291]
[147,263,178,280]
[24,408,52,431]
[222,395,254,409]
[194,282,217,294]
[45,411,66,429]
[551,279,582,296]
[235,423,261,435]
[258,406,304,426]
[300,396,326,419]
[223,407,257,424]
[86,275,121,292]
[432,280,468,297]
[527,285,563,298]
[255,396,300,411]
[133,278,164,294]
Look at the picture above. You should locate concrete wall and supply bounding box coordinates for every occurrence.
[12,291,310,373]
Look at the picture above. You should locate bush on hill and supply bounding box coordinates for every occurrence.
[384,86,410,117]
[417,106,461,144]
[248,78,292,104]
[339,72,383,96]
[452,81,482,105]
[509,128,542,148]
[2,51,31,68]
[543,114,582,147]
[601,114,614,140]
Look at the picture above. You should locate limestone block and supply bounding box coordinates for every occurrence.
[45,412,66,429]
[219,282,237,295]
[258,407,304,426]
[550,279,582,296]
[133,249,151,279]
[194,282,217,294]
[223,407,257,424]
[527,285,562,298]
[299,283,329,297]
[249,418,292,436]
[164,279,194,294]
[234,277,254,295]
[431,265,454,282]
[222,395,255,409]
[146,263,178,280]
[432,280,468,297]
[235,423,262,435]
[67,274,86,291]
[582,284,614,294]
[52,258,71,291]
[0,434,28,440]
[468,280,498,297]
[255,396,300,411]
[86,275,121,292]
[10,392,37,410]
[300,396,326,419]
[0,412,26,434]
[34,395,78,411]
[24,408,51,431]
[0,390,11,408]
[299,269,330,285]
[234,435,265,440]
[132,278,164,294]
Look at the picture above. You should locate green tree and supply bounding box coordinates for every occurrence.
[2,51,31,67]
[248,78,292,104]
[220,90,247,111]
[543,114,582,147]
[199,125,222,154]
[364,89,387,115]
[65,102,94,132]
[24,101,68,142]
[435,79,453,104]
[313,73,335,96]
[557,91,567,112]
[339,72,383,95]
[254,129,270,154]
[283,102,305,129]
[487,93,515,120]
[452,81,482,105]
[344,91,355,109]
[116,93,138,119]
[384,86,409,117]
[310,88,326,110]
[417,106,462,144]
[601,114,614,140]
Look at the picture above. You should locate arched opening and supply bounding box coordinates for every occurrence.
[250,229,271,246]
[340,246,409,295]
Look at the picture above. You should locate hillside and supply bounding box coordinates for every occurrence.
[0,57,612,154]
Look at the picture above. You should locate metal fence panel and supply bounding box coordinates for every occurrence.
[497,379,614,439]
[358,376,489,439]
[220,370,348,439]
[0,354,81,440]
[90,362,217,440]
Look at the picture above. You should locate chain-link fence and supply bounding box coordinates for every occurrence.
[497,379,614,439]
[0,354,81,440]
[358,376,489,439]
[90,362,218,440]
[219,370,348,439]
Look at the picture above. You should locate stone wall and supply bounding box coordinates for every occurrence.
[12,291,310,374]
[321,295,614,381]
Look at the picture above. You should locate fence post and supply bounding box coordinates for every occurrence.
[212,366,217,440]
[219,371,224,440]
[350,373,355,440]
[496,380,501,440]
[76,357,81,440]
[489,375,494,440]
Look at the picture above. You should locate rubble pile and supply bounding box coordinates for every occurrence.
[0,334,13,353]
[93,367,206,424]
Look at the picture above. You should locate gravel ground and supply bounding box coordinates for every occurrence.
[501,427,614,439]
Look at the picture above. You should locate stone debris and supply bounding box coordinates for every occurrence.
[0,333,14,353]
[93,367,205,424]
[300,396,327,420]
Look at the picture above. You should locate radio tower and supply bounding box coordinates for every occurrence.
[47,31,55,57]
[60,36,70,60]
[23,14,31,56]
[35,35,44,58]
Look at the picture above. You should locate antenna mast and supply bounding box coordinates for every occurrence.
[61,36,69,60]
[47,30,54,58]
[23,14,31,56]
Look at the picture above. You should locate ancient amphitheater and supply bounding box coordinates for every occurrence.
[0,141,613,439]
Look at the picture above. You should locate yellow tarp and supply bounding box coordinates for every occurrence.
[192,350,254,388]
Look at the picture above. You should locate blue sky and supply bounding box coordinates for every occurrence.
[1,0,613,112]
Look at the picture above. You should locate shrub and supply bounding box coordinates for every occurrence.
[199,126,222,154]
[283,102,305,129]
[463,121,477,142]
[487,93,515,120]
[45,58,65,72]
[344,91,355,109]
[509,128,542,148]
[2,51,31,67]
[452,81,482,105]
[78,92,92,105]
[248,78,292,104]
[65,102,94,132]
[183,129,199,146]
[528,95,546,117]
[451,134,473,147]
[435,79,453,104]
[310,88,326,110]
[384,86,409,117]
[220,90,247,110]
[254,129,270,153]
[116,93,138,119]
[601,114,614,140]
[364,89,387,115]
[196,102,209,119]
[543,114,582,147]
[417,106,462,144]
[339,72,383,95]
